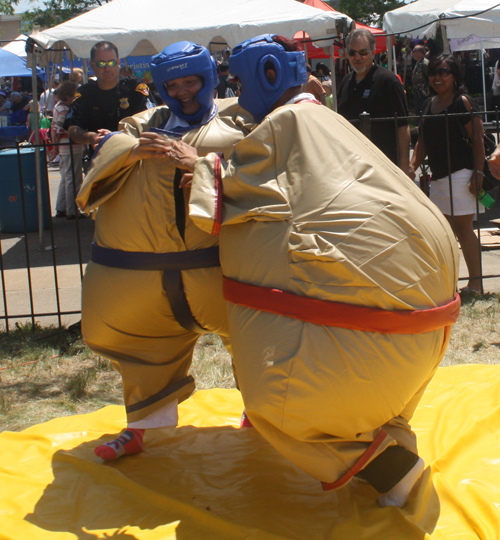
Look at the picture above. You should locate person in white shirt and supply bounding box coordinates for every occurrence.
[51,81,85,219]
[39,79,60,116]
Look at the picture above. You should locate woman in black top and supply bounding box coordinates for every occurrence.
[410,54,485,294]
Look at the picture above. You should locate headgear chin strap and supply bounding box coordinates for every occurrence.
[150,41,218,124]
[229,34,307,123]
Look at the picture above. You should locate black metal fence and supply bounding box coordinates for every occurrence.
[1,108,499,330]
[0,138,92,331]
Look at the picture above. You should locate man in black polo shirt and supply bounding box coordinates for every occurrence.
[65,41,152,150]
[338,29,413,178]
[217,62,238,98]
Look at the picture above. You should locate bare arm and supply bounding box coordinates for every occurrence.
[319,94,327,106]
[463,96,485,195]
[410,134,426,173]
[397,125,413,179]
[166,139,199,172]
[122,132,175,167]
[121,133,199,175]
[488,144,500,179]
[68,125,110,148]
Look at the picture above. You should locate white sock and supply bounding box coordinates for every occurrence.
[128,399,179,429]
[377,457,425,508]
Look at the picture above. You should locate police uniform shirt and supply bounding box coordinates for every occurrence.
[64,77,151,133]
[338,64,408,164]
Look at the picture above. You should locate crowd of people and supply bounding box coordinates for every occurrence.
[0,89,31,125]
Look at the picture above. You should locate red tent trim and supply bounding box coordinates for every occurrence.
[294,0,391,59]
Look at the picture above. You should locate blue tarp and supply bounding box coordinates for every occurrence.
[0,48,44,78]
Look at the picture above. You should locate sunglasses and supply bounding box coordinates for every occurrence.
[429,67,452,78]
[348,49,370,57]
[92,59,118,68]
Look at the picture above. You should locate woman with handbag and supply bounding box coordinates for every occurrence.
[410,53,485,294]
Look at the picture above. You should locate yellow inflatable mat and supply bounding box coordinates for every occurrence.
[1,364,499,540]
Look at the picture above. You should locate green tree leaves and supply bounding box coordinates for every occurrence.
[337,0,406,27]
[1,0,111,31]
[0,0,20,16]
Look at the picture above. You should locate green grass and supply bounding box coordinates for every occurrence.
[441,292,500,366]
[1,293,499,432]
[0,322,124,431]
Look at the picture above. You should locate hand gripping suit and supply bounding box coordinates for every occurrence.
[76,99,251,425]
[187,100,460,492]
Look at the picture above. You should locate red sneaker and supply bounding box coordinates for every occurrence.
[240,410,254,428]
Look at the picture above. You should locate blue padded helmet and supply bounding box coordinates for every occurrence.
[229,34,307,123]
[150,41,218,124]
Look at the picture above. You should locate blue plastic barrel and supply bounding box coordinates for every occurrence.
[0,147,51,233]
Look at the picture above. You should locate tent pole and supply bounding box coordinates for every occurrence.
[387,36,393,73]
[403,38,410,88]
[481,42,487,114]
[440,23,451,54]
[31,51,46,250]
[330,45,337,111]
[82,58,88,84]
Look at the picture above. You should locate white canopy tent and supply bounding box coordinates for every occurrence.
[383,0,500,41]
[450,34,500,52]
[1,35,28,58]
[28,0,352,59]
[383,0,500,111]
[24,0,352,249]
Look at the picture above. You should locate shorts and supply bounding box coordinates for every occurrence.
[430,168,484,216]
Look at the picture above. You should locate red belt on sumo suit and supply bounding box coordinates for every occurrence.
[223,276,461,490]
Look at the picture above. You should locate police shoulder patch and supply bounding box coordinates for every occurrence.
[74,92,82,100]
[136,83,149,96]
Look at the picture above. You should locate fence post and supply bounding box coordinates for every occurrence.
[359,112,371,140]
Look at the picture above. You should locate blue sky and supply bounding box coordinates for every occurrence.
[14,0,45,13]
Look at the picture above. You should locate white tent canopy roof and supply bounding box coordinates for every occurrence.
[1,35,28,58]
[450,34,500,51]
[29,0,351,59]
[383,0,500,39]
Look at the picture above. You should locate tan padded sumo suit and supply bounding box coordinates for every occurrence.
[77,100,250,425]
[187,102,460,490]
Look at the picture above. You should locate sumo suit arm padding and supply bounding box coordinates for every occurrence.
[189,116,292,235]
[77,133,137,213]
[77,107,173,213]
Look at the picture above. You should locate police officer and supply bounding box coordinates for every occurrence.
[65,41,152,150]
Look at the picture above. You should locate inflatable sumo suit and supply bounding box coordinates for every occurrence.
[76,42,252,426]
[186,35,461,494]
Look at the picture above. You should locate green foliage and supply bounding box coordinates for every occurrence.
[0,0,19,16]
[0,0,111,31]
[337,0,406,27]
